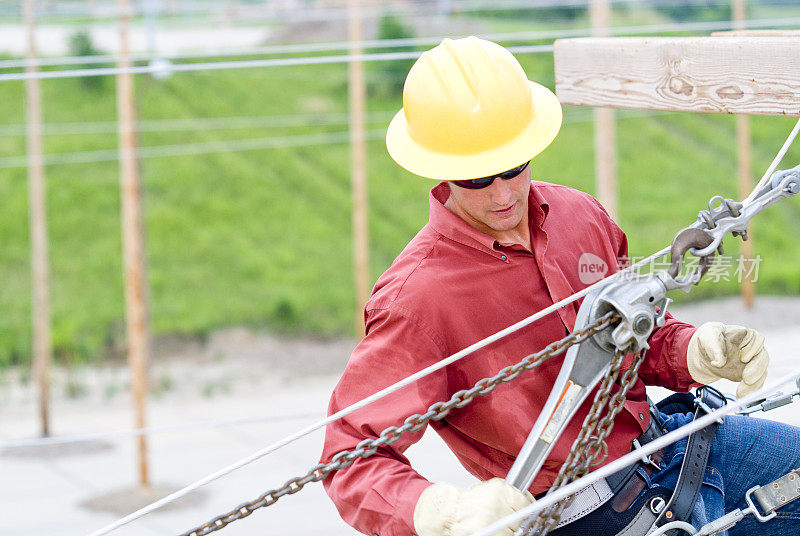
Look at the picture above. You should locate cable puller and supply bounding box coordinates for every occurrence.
[504,162,800,536]
[89,127,800,536]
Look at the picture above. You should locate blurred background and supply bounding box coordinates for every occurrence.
[1,1,800,535]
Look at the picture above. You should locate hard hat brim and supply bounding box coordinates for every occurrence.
[385,81,563,181]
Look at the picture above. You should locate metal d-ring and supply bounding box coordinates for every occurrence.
[650,496,667,515]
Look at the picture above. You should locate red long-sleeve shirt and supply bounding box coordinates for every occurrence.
[321,181,697,536]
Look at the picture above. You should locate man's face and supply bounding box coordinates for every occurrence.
[445,164,532,240]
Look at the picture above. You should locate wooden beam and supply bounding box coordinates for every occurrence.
[554,37,800,116]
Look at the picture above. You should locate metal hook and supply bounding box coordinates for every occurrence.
[667,228,715,283]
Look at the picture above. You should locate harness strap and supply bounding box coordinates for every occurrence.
[607,402,664,494]
[548,405,667,535]
[654,386,727,533]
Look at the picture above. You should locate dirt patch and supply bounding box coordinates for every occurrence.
[80,484,206,515]
[153,327,356,378]
[1,439,114,458]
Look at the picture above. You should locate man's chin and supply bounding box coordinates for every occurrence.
[486,217,523,232]
[485,209,523,231]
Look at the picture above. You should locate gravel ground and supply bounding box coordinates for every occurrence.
[0,296,798,536]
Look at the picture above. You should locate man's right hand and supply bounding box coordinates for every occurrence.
[413,478,535,536]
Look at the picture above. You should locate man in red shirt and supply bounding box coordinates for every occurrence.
[321,37,777,536]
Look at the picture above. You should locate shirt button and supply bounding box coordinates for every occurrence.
[639,413,645,419]
[501,255,508,261]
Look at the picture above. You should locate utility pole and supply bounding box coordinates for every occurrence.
[590,0,617,220]
[734,0,755,308]
[24,0,52,438]
[349,0,369,338]
[117,0,151,488]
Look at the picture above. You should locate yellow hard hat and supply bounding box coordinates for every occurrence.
[386,36,562,181]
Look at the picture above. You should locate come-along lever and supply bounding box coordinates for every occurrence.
[506,165,800,492]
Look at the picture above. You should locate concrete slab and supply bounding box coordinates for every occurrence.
[1,297,798,536]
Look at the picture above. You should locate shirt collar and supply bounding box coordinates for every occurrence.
[428,181,550,253]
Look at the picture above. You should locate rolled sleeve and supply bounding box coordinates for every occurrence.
[321,306,448,535]
[642,313,698,391]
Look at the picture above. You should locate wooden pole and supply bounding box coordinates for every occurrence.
[590,0,617,220]
[24,0,52,438]
[733,0,755,309]
[117,0,151,488]
[349,0,369,338]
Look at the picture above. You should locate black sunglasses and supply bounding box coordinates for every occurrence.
[451,161,530,189]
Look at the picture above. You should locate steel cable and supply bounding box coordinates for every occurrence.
[81,117,800,535]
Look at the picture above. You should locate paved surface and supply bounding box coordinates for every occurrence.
[1,296,799,536]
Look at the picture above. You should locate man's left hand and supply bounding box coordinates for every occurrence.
[687,322,769,398]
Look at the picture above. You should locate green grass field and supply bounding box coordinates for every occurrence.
[0,46,799,367]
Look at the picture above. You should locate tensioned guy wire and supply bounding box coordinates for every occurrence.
[0,112,394,137]
[467,370,800,536]
[83,249,670,536]
[0,110,663,169]
[9,0,771,26]
[6,16,800,70]
[0,130,387,169]
[84,120,800,536]
[744,118,800,205]
[0,107,624,140]
[5,16,800,83]
[0,49,440,82]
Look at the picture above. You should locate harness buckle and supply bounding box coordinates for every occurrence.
[694,385,727,424]
[632,439,662,472]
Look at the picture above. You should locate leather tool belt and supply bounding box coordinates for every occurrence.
[548,387,727,536]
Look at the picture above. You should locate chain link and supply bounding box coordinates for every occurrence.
[178,312,619,536]
[518,346,647,536]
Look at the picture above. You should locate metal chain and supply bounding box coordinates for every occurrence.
[519,347,647,536]
[178,311,619,536]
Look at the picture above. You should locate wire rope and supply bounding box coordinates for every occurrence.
[6,14,797,70]
[0,106,637,139]
[0,49,437,82]
[0,111,393,137]
[6,0,747,23]
[0,129,386,169]
[83,249,670,536]
[743,118,800,204]
[83,118,800,535]
[467,369,800,536]
[0,109,663,169]
[5,16,800,83]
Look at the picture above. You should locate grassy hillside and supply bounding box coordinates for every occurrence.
[0,51,799,366]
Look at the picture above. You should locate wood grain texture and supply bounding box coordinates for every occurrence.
[554,37,800,116]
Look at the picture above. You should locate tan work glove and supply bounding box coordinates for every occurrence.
[687,322,769,398]
[413,478,534,536]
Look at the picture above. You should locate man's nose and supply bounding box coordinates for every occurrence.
[489,179,513,204]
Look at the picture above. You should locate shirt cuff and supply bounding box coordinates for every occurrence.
[401,479,435,536]
[672,325,700,389]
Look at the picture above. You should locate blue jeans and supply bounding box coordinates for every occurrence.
[650,412,800,536]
